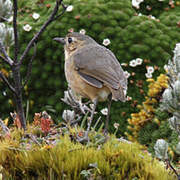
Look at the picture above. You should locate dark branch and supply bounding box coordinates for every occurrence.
[19,0,66,65]
[0,55,10,65]
[53,2,67,21]
[0,71,16,94]
[13,0,19,63]
[0,41,14,66]
[23,43,37,87]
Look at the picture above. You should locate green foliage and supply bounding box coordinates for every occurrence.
[0,127,175,179]
[1,0,180,134]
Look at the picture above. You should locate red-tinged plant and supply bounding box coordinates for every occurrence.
[40,111,53,135]
[33,112,41,126]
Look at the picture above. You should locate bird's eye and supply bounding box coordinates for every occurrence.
[68,37,73,43]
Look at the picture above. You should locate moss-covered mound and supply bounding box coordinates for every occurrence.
[0,127,175,179]
[1,0,180,133]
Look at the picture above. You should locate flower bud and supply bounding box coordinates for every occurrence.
[62,110,75,123]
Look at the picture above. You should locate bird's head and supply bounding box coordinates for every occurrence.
[53,32,96,54]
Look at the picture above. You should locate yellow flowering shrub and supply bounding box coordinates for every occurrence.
[126,74,169,141]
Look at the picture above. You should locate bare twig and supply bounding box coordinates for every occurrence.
[53,2,67,21]
[0,55,10,65]
[0,118,10,134]
[0,16,9,22]
[0,41,14,66]
[23,43,37,87]
[13,0,19,63]
[165,160,179,178]
[19,0,66,65]
[0,71,16,94]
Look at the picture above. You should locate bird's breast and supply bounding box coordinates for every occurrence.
[64,56,111,102]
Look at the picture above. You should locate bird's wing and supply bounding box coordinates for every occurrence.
[73,44,127,90]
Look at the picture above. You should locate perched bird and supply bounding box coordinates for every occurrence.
[54,32,127,136]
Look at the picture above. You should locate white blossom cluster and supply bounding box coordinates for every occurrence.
[129,58,143,67]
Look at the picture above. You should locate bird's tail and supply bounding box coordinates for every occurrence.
[110,87,126,102]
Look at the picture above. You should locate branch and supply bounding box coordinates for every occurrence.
[0,41,14,66]
[0,55,10,65]
[0,15,9,22]
[0,71,16,94]
[53,2,67,21]
[19,0,66,65]
[13,0,19,63]
[23,43,37,87]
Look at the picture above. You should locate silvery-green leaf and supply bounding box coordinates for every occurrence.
[4,26,14,46]
[174,80,180,101]
[175,56,180,73]
[0,0,12,19]
[162,88,176,112]
[174,43,180,57]
[154,139,169,160]
[168,116,180,130]
[0,23,6,42]
[162,88,173,102]
[176,142,180,155]
[62,110,75,123]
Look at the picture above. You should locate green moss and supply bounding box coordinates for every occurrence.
[0,128,175,179]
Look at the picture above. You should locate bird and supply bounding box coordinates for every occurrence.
[54,32,127,139]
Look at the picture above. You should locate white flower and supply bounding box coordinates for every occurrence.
[2,91,7,96]
[79,29,86,35]
[113,123,119,129]
[66,5,73,12]
[138,13,142,16]
[124,71,130,78]
[7,16,13,22]
[135,58,143,65]
[158,0,164,1]
[103,38,111,46]
[23,24,32,32]
[149,15,156,20]
[126,96,132,101]
[32,12,40,20]
[101,108,108,115]
[147,66,154,73]
[132,0,144,9]
[145,72,152,78]
[129,59,137,67]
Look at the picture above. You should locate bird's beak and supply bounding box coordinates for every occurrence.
[53,37,66,45]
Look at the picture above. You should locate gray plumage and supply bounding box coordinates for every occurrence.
[72,42,127,101]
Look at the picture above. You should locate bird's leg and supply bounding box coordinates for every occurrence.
[77,98,98,143]
[104,93,112,136]
[86,98,98,133]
